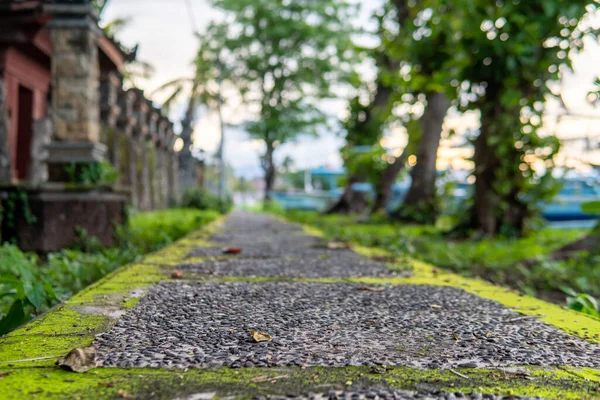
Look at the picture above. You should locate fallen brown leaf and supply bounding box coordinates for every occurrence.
[171,270,184,279]
[249,329,272,342]
[98,379,125,388]
[223,247,243,254]
[327,242,352,249]
[56,347,97,373]
[358,286,385,292]
[0,371,12,379]
[117,389,133,399]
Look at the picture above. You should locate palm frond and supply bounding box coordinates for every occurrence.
[152,78,190,95]
[161,85,185,114]
[101,16,132,37]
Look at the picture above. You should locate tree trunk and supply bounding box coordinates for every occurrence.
[371,152,408,214]
[327,0,409,215]
[394,92,449,223]
[179,96,197,191]
[326,75,395,215]
[323,176,368,214]
[263,143,276,202]
[467,110,527,237]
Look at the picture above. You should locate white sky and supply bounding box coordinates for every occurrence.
[103,0,600,178]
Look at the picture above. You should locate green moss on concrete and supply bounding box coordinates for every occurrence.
[354,245,393,259]
[122,297,141,309]
[0,365,599,399]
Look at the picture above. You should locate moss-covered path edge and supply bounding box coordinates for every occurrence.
[1,213,600,399]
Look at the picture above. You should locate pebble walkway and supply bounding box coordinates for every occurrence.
[94,212,600,399]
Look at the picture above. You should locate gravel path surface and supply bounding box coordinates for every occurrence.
[95,281,600,369]
[183,212,403,277]
[92,212,598,399]
[252,390,544,400]
[180,254,409,278]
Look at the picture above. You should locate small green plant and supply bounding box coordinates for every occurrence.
[180,187,232,214]
[0,190,37,233]
[0,244,57,334]
[64,161,119,185]
[562,287,600,319]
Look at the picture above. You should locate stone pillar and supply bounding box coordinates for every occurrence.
[178,116,195,193]
[148,105,161,210]
[45,2,106,180]
[117,89,136,205]
[0,79,11,184]
[166,123,179,204]
[158,117,170,209]
[131,89,151,211]
[100,71,122,174]
[28,119,52,184]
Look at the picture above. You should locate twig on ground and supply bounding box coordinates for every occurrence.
[505,315,545,323]
[449,369,469,379]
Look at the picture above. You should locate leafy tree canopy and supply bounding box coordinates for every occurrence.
[208,0,361,196]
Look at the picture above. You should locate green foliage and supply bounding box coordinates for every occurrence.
[562,287,600,319]
[0,245,57,335]
[0,190,37,233]
[0,209,219,335]
[208,0,360,180]
[63,162,119,186]
[180,188,232,214]
[153,33,220,115]
[436,0,598,234]
[92,0,110,15]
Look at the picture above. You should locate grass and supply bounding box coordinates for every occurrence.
[277,210,597,302]
[0,208,220,334]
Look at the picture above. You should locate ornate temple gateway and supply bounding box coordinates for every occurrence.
[0,0,181,251]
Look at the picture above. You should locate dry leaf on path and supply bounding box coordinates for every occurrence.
[249,329,272,342]
[117,389,134,398]
[223,247,243,254]
[327,242,352,249]
[98,379,125,388]
[56,347,97,373]
[430,304,442,309]
[357,286,385,292]
[171,270,184,279]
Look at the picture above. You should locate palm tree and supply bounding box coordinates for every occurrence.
[152,35,221,189]
[98,10,155,88]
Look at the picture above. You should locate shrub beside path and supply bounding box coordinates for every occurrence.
[1,212,600,399]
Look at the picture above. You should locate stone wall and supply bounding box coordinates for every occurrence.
[99,82,179,210]
[0,2,180,210]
